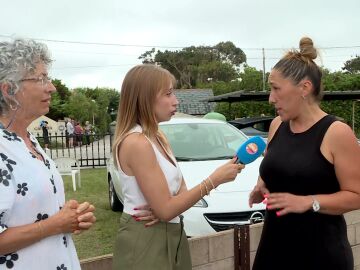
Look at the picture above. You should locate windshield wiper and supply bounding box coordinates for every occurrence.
[200,156,234,161]
[175,156,203,161]
[175,155,234,161]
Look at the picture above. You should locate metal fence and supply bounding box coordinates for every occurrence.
[35,132,113,168]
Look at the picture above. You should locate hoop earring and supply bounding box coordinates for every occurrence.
[9,101,19,111]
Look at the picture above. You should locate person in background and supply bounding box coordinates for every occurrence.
[84,120,92,145]
[249,37,360,270]
[0,38,96,269]
[111,64,244,270]
[74,121,83,147]
[41,120,50,150]
[66,118,74,148]
[64,118,69,147]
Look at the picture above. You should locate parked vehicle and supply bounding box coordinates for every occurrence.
[228,116,274,140]
[107,117,265,237]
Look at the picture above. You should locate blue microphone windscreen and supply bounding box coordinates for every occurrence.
[236,136,266,164]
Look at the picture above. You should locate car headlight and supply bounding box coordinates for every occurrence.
[192,198,208,208]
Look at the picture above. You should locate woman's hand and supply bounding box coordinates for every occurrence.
[249,177,269,207]
[73,202,96,234]
[265,193,312,216]
[133,205,159,227]
[43,200,96,236]
[50,200,80,234]
[211,157,244,186]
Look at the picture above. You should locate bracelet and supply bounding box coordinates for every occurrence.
[200,182,203,198]
[203,180,210,196]
[37,221,44,239]
[207,176,216,190]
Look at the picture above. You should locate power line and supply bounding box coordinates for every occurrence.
[53,64,138,70]
[52,59,351,70]
[1,34,360,51]
[54,50,359,58]
[53,49,140,56]
[0,34,184,49]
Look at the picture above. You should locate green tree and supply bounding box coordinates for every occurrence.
[210,67,360,135]
[139,41,246,88]
[238,65,267,92]
[196,65,272,120]
[48,79,71,120]
[73,87,120,116]
[342,55,360,73]
[70,87,119,133]
[323,69,360,91]
[64,91,98,126]
[196,65,267,95]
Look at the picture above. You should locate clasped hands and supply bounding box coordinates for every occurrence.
[57,200,96,234]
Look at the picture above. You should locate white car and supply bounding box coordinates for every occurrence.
[107,117,265,237]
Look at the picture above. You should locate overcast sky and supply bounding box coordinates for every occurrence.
[2,0,359,90]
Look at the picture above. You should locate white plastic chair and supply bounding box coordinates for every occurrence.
[54,157,81,191]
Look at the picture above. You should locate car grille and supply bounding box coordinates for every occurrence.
[203,210,266,232]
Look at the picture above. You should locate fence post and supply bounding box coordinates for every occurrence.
[234,224,250,270]
[234,226,240,270]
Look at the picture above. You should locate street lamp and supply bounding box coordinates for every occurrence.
[110,108,116,121]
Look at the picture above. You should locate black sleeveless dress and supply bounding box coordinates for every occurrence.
[252,115,353,270]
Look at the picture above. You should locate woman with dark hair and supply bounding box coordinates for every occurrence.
[41,121,50,150]
[249,37,360,270]
[74,121,83,147]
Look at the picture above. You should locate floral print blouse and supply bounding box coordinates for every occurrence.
[0,127,80,269]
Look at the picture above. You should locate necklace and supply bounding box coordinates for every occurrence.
[0,122,44,161]
[25,134,44,161]
[28,143,44,161]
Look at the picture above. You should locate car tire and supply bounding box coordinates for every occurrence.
[108,177,123,211]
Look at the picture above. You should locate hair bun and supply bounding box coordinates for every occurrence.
[299,37,317,60]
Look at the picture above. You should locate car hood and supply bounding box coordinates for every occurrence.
[178,157,262,192]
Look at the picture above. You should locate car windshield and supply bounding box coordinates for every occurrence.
[160,122,248,161]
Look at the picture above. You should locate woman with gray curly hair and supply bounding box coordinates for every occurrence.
[0,39,96,269]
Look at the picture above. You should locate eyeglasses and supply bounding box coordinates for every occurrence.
[20,75,52,86]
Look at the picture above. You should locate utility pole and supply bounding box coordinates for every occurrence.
[262,48,266,91]
[353,101,356,131]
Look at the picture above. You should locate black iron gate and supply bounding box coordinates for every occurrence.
[35,132,113,168]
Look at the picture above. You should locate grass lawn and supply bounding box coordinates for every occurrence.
[63,168,122,259]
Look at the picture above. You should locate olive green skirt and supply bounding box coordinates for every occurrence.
[112,213,192,270]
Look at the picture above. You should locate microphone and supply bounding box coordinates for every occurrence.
[236,136,266,164]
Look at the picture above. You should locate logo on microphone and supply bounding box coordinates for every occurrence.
[246,142,258,155]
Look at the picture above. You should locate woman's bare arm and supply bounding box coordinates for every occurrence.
[119,133,241,221]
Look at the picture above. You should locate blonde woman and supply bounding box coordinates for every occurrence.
[112,64,244,270]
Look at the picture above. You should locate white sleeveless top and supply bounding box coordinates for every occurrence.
[116,125,182,223]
